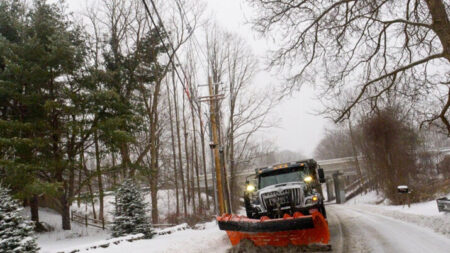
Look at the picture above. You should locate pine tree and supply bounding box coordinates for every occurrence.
[0,0,88,230]
[0,185,39,253]
[111,180,153,238]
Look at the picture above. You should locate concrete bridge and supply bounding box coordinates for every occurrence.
[198,146,450,191]
[198,156,365,189]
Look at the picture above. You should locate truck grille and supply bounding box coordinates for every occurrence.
[260,188,303,210]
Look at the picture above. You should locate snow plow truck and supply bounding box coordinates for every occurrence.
[217,159,330,248]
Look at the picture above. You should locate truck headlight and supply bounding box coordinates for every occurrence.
[305,195,319,205]
[304,176,313,183]
[246,184,255,192]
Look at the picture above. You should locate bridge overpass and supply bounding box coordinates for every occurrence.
[198,156,364,189]
[198,146,450,190]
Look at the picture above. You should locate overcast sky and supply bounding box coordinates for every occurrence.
[62,0,330,157]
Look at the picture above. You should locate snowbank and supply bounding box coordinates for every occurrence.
[346,191,450,237]
[53,221,230,253]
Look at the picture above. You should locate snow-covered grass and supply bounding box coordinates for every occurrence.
[50,221,230,253]
[346,191,450,237]
[29,189,214,252]
[21,207,108,253]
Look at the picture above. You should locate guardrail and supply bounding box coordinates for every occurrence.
[436,197,450,212]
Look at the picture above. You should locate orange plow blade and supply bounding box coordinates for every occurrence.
[217,211,329,247]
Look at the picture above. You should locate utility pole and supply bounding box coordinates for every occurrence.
[199,76,226,215]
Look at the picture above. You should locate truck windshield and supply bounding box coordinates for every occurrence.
[259,169,305,188]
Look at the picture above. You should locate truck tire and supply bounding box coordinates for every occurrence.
[319,203,327,219]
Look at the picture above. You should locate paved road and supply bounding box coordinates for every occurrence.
[326,204,450,253]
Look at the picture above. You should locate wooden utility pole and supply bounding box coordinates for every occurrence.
[207,76,226,214]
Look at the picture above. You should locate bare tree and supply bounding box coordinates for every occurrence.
[314,127,354,160]
[359,106,420,203]
[204,25,275,210]
[249,0,450,134]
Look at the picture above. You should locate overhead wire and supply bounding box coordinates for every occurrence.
[141,0,194,104]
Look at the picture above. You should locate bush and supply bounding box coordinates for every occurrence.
[111,180,153,238]
[0,185,39,253]
[359,107,419,204]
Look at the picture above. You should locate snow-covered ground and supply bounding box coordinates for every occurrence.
[345,191,450,237]
[29,189,450,252]
[29,189,215,252]
[72,189,212,223]
[330,204,450,252]
[51,221,230,253]
[21,207,108,253]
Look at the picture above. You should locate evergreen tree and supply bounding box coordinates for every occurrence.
[0,0,88,230]
[111,180,153,238]
[0,185,39,253]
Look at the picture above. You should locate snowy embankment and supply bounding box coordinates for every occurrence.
[29,189,217,252]
[21,207,108,253]
[346,191,450,237]
[71,189,212,223]
[46,221,229,253]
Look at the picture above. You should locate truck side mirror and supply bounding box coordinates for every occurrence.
[318,168,326,183]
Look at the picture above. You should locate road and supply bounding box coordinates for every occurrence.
[326,204,450,253]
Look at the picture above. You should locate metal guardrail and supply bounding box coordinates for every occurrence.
[437,197,450,212]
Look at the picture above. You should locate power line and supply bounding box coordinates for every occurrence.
[174,0,209,75]
[141,0,194,104]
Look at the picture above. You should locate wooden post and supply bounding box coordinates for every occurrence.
[208,76,225,215]
[85,214,88,227]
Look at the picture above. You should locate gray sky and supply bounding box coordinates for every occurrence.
[204,0,328,156]
[62,0,329,157]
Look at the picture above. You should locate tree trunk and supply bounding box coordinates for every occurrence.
[82,151,97,219]
[190,140,197,213]
[348,117,364,194]
[30,195,46,232]
[425,0,450,60]
[30,195,39,222]
[190,102,203,212]
[182,99,192,208]
[94,130,104,221]
[61,192,71,230]
[198,105,210,209]
[173,79,187,217]
[167,81,180,216]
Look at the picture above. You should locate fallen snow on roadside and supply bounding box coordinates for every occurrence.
[55,221,230,253]
[346,192,450,237]
[331,205,450,253]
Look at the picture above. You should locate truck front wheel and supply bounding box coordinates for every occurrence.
[319,203,327,219]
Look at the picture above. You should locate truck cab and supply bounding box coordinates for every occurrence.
[244,159,327,219]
